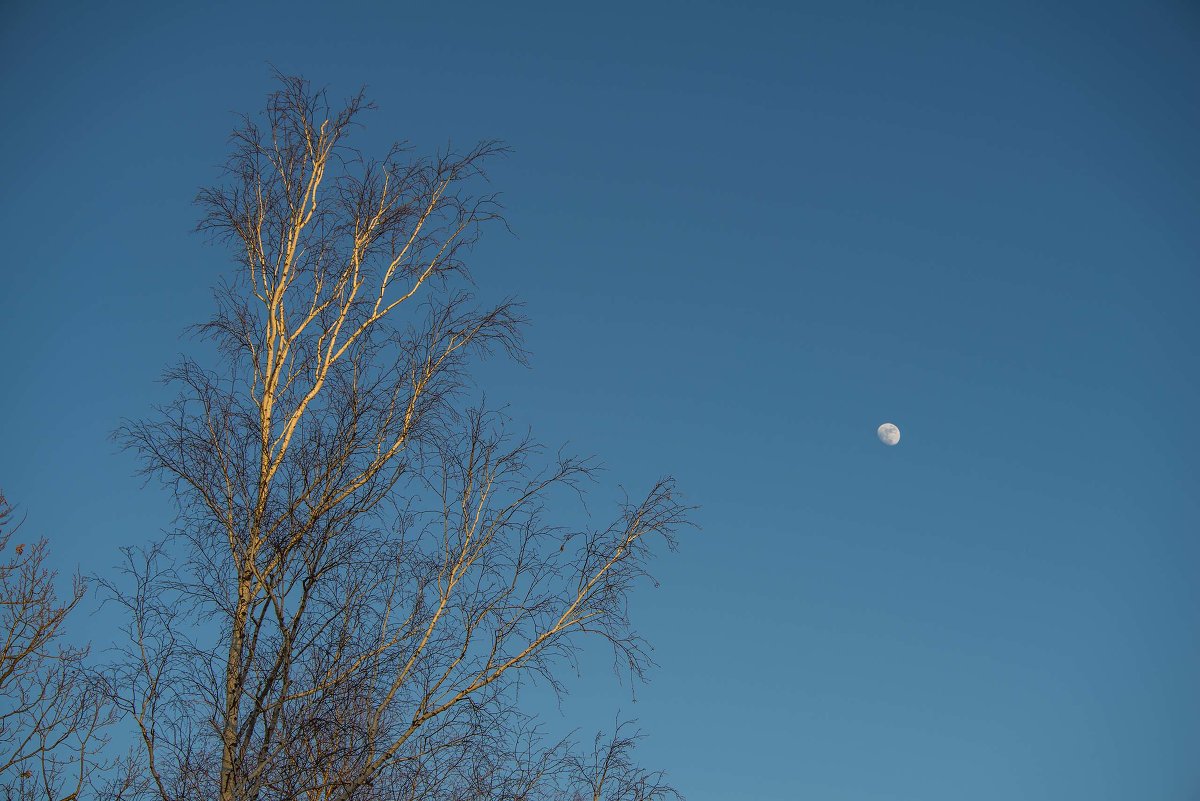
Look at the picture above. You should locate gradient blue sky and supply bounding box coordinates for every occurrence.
[2,2,1198,798]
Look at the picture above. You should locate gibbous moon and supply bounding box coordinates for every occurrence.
[877,423,900,446]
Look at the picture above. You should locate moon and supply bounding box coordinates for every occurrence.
[877,423,900,446]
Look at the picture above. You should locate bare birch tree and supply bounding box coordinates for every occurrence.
[0,490,113,801]
[107,75,687,801]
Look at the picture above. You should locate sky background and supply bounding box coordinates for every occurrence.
[2,1,1199,798]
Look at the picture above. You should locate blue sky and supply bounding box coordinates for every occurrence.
[2,1,1198,798]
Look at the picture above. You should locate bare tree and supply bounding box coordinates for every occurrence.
[107,75,688,801]
[561,722,680,801]
[0,490,112,801]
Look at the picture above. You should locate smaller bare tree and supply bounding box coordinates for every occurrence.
[561,721,680,801]
[0,490,113,801]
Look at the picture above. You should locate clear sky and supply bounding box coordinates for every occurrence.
[2,1,1198,798]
